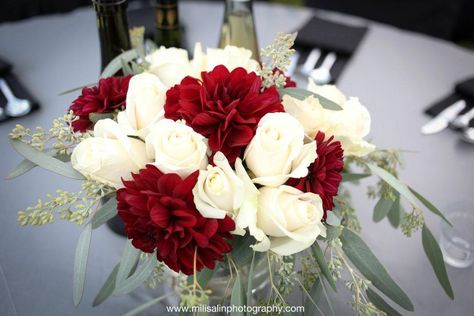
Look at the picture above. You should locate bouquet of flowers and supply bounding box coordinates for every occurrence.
[8,32,454,315]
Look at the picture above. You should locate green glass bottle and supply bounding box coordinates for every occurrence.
[154,0,182,48]
[92,0,131,72]
[218,0,260,62]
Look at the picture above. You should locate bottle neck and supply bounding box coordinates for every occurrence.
[219,0,260,62]
[93,0,131,72]
[155,0,181,48]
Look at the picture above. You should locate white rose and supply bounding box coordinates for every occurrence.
[283,79,375,156]
[117,73,167,138]
[244,112,317,187]
[71,119,149,189]
[256,185,326,256]
[193,151,245,219]
[145,119,208,179]
[205,45,260,73]
[145,46,192,87]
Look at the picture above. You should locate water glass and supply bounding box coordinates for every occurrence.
[440,211,474,268]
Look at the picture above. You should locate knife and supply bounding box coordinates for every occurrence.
[421,99,466,135]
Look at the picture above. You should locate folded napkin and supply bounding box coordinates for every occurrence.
[0,57,40,123]
[294,16,368,83]
[425,77,474,128]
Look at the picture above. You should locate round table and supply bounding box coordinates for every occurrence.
[0,1,473,315]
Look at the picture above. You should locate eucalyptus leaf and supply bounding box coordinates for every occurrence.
[325,212,341,226]
[311,242,337,291]
[91,197,117,229]
[341,172,371,182]
[303,278,324,316]
[89,112,114,124]
[124,294,170,316]
[229,235,255,266]
[6,159,36,179]
[121,58,134,75]
[10,139,84,180]
[114,253,157,295]
[230,273,245,316]
[101,49,139,78]
[422,224,454,299]
[278,88,342,110]
[197,265,217,289]
[410,187,452,226]
[246,252,256,312]
[365,163,418,207]
[325,225,342,242]
[387,194,402,228]
[373,197,394,222]
[58,82,96,96]
[93,263,119,307]
[340,228,414,311]
[73,223,92,307]
[366,288,402,316]
[116,241,141,287]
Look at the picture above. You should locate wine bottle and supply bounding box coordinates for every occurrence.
[218,0,260,62]
[154,0,182,48]
[92,0,131,72]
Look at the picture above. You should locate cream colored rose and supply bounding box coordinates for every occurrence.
[283,79,375,156]
[244,112,317,187]
[193,152,245,219]
[256,186,326,256]
[145,46,192,87]
[71,119,149,189]
[145,119,208,179]
[205,45,260,73]
[117,73,167,139]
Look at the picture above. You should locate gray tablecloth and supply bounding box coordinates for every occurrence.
[0,1,473,315]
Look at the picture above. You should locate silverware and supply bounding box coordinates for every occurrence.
[462,127,474,144]
[451,106,474,129]
[421,99,466,135]
[310,52,337,85]
[298,48,321,76]
[0,78,32,118]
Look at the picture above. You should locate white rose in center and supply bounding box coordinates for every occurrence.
[244,112,317,187]
[145,46,192,88]
[257,185,326,256]
[145,119,208,179]
[193,152,245,219]
[71,119,150,189]
[117,72,167,138]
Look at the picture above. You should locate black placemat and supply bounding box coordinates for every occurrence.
[0,57,40,123]
[424,77,474,128]
[294,16,368,84]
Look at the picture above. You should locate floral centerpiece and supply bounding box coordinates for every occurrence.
[8,32,454,315]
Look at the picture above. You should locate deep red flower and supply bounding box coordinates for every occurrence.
[164,65,284,164]
[68,75,132,132]
[286,131,344,218]
[117,165,235,275]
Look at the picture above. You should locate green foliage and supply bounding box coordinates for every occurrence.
[421,224,454,299]
[9,112,91,156]
[260,32,296,89]
[17,179,114,226]
[73,223,92,306]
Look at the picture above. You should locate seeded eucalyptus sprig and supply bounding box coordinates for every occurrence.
[259,32,297,90]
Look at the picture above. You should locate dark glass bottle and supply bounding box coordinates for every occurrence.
[92,0,131,71]
[154,0,182,47]
[218,0,260,62]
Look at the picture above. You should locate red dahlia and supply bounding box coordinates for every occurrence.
[164,65,284,164]
[117,165,235,275]
[286,131,344,219]
[68,75,132,132]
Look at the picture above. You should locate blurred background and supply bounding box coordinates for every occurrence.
[1,0,473,48]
